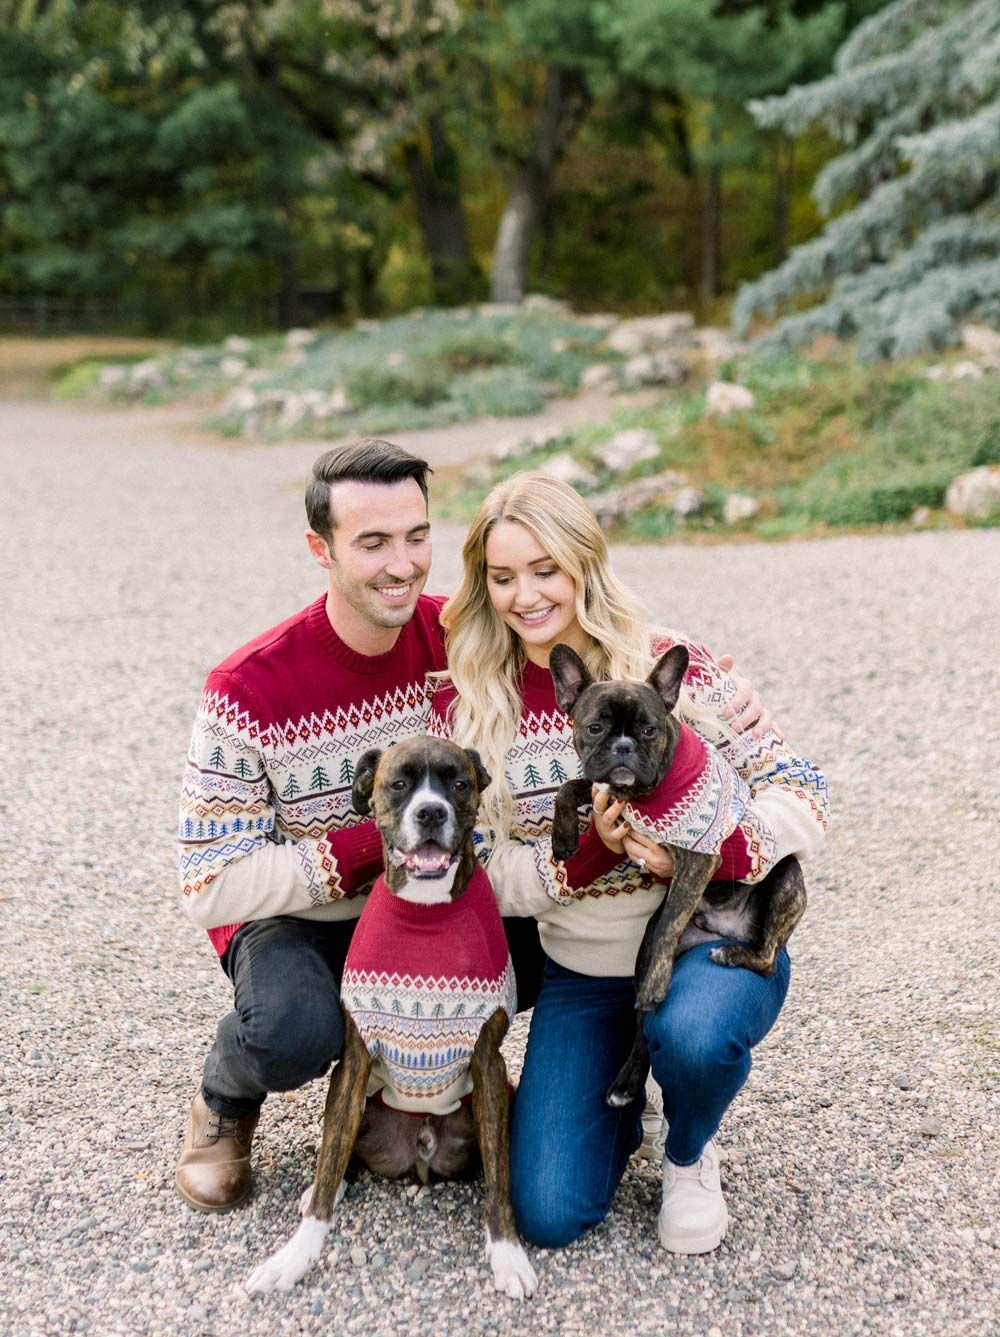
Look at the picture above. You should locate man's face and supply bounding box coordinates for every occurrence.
[309,478,431,636]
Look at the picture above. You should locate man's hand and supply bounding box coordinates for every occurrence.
[717,654,781,740]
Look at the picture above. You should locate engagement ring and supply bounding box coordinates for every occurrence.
[637,857,647,870]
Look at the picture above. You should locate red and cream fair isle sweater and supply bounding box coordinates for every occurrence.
[178,593,447,958]
[341,866,517,1114]
[429,639,829,978]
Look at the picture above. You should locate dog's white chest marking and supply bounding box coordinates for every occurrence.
[245,1180,345,1294]
[396,866,458,903]
[485,1230,538,1300]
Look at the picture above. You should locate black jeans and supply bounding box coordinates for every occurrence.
[201,913,545,1118]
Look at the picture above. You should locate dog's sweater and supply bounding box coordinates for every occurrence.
[178,594,447,958]
[429,637,829,977]
[341,867,517,1114]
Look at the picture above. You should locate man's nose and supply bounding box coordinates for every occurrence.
[384,545,417,579]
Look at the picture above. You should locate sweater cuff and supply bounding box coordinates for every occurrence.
[563,824,623,890]
[316,821,384,898]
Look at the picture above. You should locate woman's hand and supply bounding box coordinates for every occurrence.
[717,653,782,740]
[591,784,630,855]
[622,830,674,880]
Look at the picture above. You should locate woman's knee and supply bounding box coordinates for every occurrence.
[512,1175,602,1250]
[645,998,746,1085]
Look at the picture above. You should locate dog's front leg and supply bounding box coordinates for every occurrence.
[710,855,806,976]
[551,777,594,861]
[245,1013,372,1295]
[471,1009,538,1300]
[634,848,720,1012]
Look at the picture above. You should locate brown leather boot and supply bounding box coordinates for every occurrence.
[175,1091,259,1212]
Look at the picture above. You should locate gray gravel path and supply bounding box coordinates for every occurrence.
[2,398,998,1337]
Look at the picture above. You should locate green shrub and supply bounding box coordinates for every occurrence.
[806,476,948,525]
[753,514,811,539]
[345,360,450,408]
[971,424,1000,466]
[53,360,103,398]
[429,331,517,372]
[447,367,544,418]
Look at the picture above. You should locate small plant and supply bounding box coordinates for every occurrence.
[345,361,450,408]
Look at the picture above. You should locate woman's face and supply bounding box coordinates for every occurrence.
[484,521,588,666]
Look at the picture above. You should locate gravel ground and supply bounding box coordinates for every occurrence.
[2,398,999,1337]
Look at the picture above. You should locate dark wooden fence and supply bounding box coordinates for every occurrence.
[0,296,136,334]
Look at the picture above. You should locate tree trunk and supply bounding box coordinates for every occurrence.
[490,66,591,303]
[403,113,478,306]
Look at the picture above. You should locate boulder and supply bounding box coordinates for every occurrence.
[622,352,687,388]
[605,313,695,356]
[579,363,620,392]
[588,472,690,525]
[694,327,750,364]
[705,381,756,416]
[219,356,247,379]
[672,486,704,518]
[593,429,659,474]
[128,359,167,394]
[722,493,760,525]
[923,361,985,382]
[285,328,318,349]
[961,323,1000,368]
[522,294,572,313]
[536,452,598,491]
[945,466,1000,519]
[98,365,129,391]
[220,387,259,416]
[223,335,253,355]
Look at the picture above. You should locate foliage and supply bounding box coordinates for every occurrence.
[734,0,1000,358]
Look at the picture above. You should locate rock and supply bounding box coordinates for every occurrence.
[672,486,704,517]
[911,506,931,527]
[350,1246,367,1267]
[550,338,570,354]
[694,327,750,364]
[354,318,381,333]
[579,363,620,391]
[98,365,129,391]
[924,360,985,382]
[771,1260,798,1282]
[522,293,571,313]
[284,328,317,349]
[477,302,520,318]
[962,322,1000,367]
[723,493,760,525]
[594,429,660,473]
[128,360,166,394]
[385,350,407,368]
[219,357,247,379]
[919,1119,943,1137]
[588,471,690,525]
[577,313,619,330]
[223,335,253,355]
[220,387,259,416]
[955,1228,977,1248]
[622,352,687,388]
[706,381,756,416]
[536,452,598,491]
[945,466,1000,519]
[605,313,696,356]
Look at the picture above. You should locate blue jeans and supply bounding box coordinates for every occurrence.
[509,941,791,1248]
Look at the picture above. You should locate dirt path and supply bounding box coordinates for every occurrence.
[2,394,998,1337]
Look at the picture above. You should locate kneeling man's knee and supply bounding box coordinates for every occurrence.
[243,993,345,1093]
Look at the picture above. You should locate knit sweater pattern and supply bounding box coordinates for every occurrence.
[341,867,517,1114]
[178,594,447,957]
[430,634,829,978]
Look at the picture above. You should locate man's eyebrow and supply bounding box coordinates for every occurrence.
[353,522,430,543]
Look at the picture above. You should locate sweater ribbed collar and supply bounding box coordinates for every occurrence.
[518,656,555,694]
[369,864,489,924]
[305,594,416,677]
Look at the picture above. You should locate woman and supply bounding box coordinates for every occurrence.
[429,473,828,1254]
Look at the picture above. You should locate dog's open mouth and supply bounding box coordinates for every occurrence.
[389,842,457,879]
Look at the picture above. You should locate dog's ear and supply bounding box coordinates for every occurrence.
[647,645,689,714]
[464,748,491,797]
[351,748,382,816]
[549,644,593,716]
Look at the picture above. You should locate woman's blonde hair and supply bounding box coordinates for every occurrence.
[439,472,660,836]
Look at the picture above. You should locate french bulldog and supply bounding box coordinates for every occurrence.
[548,643,806,1107]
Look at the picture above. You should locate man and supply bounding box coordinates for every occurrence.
[175,438,767,1211]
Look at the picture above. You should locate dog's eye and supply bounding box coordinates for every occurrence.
[390,778,408,791]
[641,725,658,738]
[587,722,603,735]
[453,778,469,791]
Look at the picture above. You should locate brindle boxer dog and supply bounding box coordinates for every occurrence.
[548,643,806,1109]
[245,737,537,1301]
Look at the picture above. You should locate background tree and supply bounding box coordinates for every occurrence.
[733,0,1000,358]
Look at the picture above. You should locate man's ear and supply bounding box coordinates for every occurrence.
[306,529,333,570]
[464,748,491,797]
[647,645,689,714]
[549,644,593,716]
[352,749,382,816]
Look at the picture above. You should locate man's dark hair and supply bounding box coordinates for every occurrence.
[305,439,432,539]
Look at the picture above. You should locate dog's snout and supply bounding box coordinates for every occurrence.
[415,800,448,827]
[611,738,637,758]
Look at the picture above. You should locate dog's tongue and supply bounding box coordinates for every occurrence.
[609,766,637,788]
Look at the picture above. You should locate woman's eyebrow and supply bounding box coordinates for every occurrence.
[487,556,554,571]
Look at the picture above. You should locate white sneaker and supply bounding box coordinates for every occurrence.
[657,1139,728,1255]
[636,1075,666,1161]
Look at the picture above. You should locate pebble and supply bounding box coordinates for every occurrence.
[771,1260,798,1281]
[350,1247,367,1267]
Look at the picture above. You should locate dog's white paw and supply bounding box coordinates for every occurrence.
[245,1217,330,1294]
[485,1232,538,1300]
[299,1179,346,1216]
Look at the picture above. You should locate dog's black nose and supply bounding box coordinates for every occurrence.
[611,739,637,758]
[415,801,448,827]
